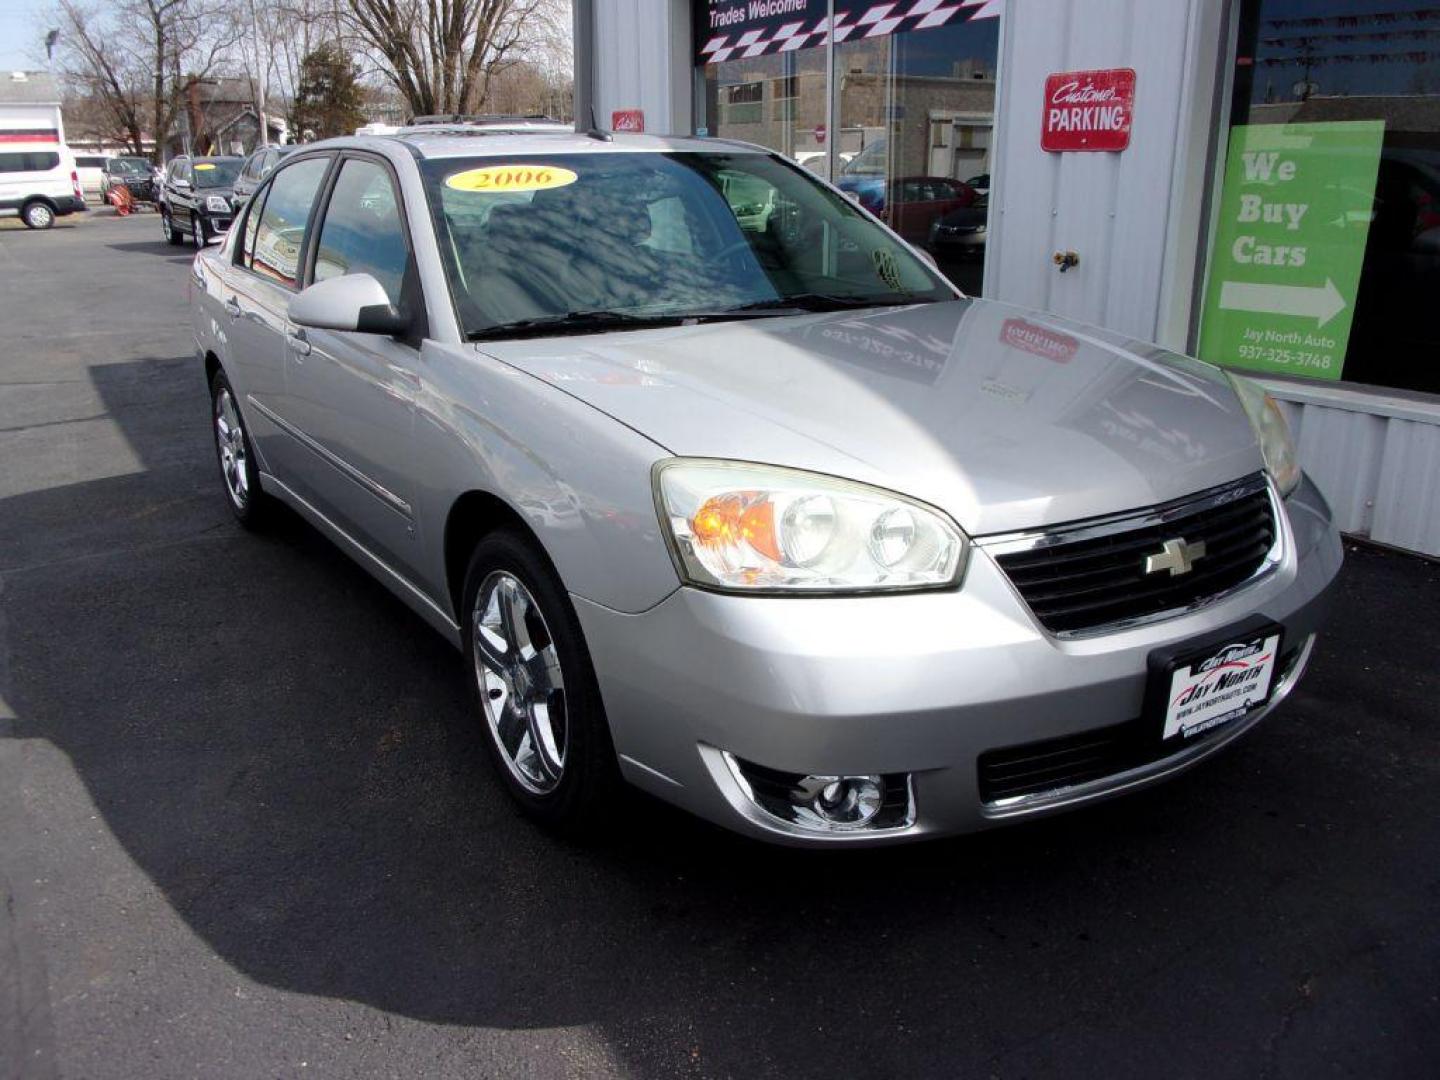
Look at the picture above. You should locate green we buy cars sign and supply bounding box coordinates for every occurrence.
[1199,121,1384,381]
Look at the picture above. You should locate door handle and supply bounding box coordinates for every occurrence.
[286,328,312,357]
[223,296,241,319]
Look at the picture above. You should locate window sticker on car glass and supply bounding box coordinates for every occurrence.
[444,164,578,193]
[194,163,217,171]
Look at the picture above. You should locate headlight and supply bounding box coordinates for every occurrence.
[205,195,230,213]
[1225,372,1301,496]
[654,459,968,593]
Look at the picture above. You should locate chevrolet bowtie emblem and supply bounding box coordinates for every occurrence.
[1144,537,1207,576]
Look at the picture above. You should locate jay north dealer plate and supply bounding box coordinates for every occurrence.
[1155,626,1282,742]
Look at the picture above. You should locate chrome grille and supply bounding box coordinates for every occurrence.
[988,474,1279,636]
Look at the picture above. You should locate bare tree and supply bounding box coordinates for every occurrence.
[342,0,564,118]
[55,0,149,152]
[52,0,242,160]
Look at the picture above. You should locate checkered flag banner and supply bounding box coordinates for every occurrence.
[700,0,1004,65]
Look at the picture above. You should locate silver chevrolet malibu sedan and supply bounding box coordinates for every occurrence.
[190,128,1341,845]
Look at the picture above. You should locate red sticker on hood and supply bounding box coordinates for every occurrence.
[1001,318,1079,363]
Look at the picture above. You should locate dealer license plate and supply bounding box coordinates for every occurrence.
[1162,630,1281,741]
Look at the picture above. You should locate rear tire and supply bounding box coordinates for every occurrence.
[209,368,268,528]
[462,531,621,834]
[21,201,54,230]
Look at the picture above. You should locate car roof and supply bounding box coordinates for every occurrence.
[300,129,766,162]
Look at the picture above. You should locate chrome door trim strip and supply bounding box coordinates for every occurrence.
[246,394,413,520]
[259,470,460,640]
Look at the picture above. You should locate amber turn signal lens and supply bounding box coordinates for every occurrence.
[691,494,783,562]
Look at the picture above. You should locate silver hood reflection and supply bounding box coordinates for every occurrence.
[479,298,1265,535]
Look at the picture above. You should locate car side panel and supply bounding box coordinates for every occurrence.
[407,340,682,619]
[194,238,292,477]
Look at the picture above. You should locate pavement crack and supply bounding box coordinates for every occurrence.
[0,413,112,435]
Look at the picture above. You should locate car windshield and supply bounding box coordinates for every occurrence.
[421,150,955,339]
[193,160,241,188]
[111,158,150,175]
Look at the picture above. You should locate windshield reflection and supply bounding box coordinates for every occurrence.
[422,151,956,339]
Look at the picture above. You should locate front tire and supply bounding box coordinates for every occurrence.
[162,210,183,245]
[462,531,620,832]
[192,215,206,247]
[21,201,54,229]
[210,368,268,527]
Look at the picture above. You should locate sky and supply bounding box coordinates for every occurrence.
[0,0,46,72]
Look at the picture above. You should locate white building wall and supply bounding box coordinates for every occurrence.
[983,0,1227,351]
[591,0,692,135]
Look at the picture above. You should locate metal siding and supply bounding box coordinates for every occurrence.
[1374,418,1440,557]
[593,0,689,134]
[986,0,1219,347]
[1280,398,1385,536]
[1272,394,1440,558]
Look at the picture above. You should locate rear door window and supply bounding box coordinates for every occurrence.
[248,157,331,288]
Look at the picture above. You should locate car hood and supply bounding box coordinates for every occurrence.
[478,298,1265,535]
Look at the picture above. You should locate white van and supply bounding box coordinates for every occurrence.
[0,144,87,229]
[73,153,110,201]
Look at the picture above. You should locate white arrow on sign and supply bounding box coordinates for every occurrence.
[1218,277,1346,328]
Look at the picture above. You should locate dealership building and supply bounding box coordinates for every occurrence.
[573,0,1440,556]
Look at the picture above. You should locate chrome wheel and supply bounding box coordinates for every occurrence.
[472,571,567,794]
[192,217,204,246]
[161,212,171,241]
[214,387,249,509]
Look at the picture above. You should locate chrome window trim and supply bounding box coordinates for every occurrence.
[977,472,1284,639]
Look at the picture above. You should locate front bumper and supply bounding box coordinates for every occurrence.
[575,474,1343,846]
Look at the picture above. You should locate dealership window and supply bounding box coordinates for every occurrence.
[697,2,1000,295]
[1198,0,1440,395]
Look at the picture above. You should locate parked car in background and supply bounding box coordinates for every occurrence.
[159,155,242,246]
[929,198,989,258]
[100,156,159,205]
[192,130,1340,847]
[0,145,86,229]
[882,176,979,246]
[73,153,110,200]
[232,145,296,211]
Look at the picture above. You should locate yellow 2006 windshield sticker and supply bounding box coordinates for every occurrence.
[444,164,577,193]
[194,163,216,170]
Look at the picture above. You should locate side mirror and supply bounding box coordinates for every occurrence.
[289,273,409,335]
[172,177,190,189]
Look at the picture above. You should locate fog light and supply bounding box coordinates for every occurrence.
[721,754,914,834]
[794,774,884,827]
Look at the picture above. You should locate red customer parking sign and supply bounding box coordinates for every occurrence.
[1042,68,1136,152]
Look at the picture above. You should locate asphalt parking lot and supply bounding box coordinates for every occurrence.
[1,209,1438,1079]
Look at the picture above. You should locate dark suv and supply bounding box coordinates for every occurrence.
[159,155,243,246]
[100,156,159,204]
[231,145,295,211]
